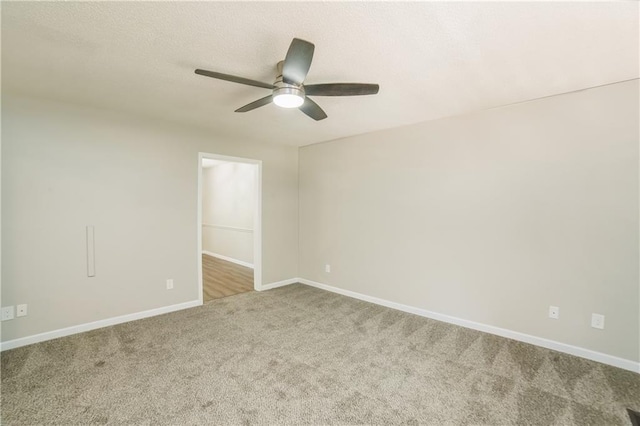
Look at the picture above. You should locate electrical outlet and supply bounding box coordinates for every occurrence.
[1,306,15,321]
[548,306,560,320]
[166,279,174,290]
[325,264,331,273]
[591,313,605,330]
[16,304,27,317]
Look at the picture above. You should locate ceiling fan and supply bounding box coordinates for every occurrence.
[195,38,379,121]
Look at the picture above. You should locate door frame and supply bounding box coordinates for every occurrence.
[197,152,263,305]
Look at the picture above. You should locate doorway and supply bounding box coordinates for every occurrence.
[197,153,262,304]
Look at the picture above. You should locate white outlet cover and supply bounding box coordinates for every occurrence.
[548,306,560,319]
[325,264,331,273]
[166,279,174,290]
[591,313,605,329]
[1,306,15,321]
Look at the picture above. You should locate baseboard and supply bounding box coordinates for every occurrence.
[259,278,299,291]
[298,278,640,374]
[202,250,254,269]
[0,300,201,352]
[1,277,298,351]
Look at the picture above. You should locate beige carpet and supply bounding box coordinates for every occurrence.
[1,284,638,425]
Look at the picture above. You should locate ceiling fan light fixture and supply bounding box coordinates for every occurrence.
[272,86,305,108]
[273,93,304,108]
[195,38,379,120]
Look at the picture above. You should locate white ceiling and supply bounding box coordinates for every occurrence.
[2,2,638,147]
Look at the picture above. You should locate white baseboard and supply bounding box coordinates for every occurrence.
[298,278,640,374]
[202,250,254,269]
[0,300,201,352]
[0,277,299,351]
[259,278,299,291]
[5,278,636,373]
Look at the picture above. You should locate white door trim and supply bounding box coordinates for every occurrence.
[197,152,263,305]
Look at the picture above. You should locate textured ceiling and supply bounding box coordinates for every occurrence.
[2,2,638,147]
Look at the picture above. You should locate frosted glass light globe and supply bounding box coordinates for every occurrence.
[273,93,304,108]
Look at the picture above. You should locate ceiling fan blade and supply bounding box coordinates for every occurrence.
[235,95,273,113]
[299,97,327,121]
[195,69,274,90]
[282,38,315,86]
[304,83,380,96]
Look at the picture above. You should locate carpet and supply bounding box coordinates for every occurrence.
[1,284,639,425]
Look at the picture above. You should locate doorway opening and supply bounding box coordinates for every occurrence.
[197,153,262,304]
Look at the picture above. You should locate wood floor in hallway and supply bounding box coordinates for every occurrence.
[202,254,254,303]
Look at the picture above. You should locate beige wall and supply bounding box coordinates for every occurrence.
[299,80,639,362]
[3,81,638,364]
[202,162,256,264]
[1,95,298,342]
